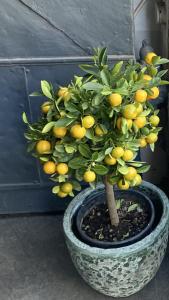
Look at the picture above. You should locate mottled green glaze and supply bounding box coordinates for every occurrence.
[63,181,169,298]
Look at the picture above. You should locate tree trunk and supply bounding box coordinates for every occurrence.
[104,176,119,227]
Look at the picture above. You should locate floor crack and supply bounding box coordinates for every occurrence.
[17,0,90,55]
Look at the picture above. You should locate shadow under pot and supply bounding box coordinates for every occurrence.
[75,189,155,248]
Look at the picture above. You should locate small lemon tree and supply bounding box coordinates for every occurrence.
[23,48,169,226]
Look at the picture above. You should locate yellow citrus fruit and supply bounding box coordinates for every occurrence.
[134,90,147,103]
[57,191,68,198]
[36,140,51,154]
[123,104,137,119]
[144,52,157,64]
[139,138,147,148]
[108,93,122,107]
[112,147,124,159]
[147,87,160,100]
[122,150,134,161]
[53,127,67,138]
[143,74,152,81]
[104,155,116,165]
[135,103,143,116]
[56,163,68,175]
[124,167,137,181]
[70,124,86,139]
[95,125,104,136]
[58,87,71,101]
[43,161,56,174]
[133,116,146,129]
[82,115,95,129]
[134,174,142,186]
[149,115,160,127]
[41,101,51,114]
[83,170,96,183]
[146,133,158,144]
[61,183,73,193]
[117,179,129,190]
[116,118,132,130]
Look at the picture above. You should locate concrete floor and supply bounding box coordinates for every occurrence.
[0,215,168,300]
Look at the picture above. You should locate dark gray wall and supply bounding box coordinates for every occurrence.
[0,0,135,214]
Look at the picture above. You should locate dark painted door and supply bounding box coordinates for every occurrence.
[0,0,135,213]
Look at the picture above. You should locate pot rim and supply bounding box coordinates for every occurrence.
[63,181,169,257]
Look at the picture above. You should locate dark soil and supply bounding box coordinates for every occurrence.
[81,199,150,242]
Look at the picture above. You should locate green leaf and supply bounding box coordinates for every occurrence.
[92,152,99,161]
[98,47,107,65]
[65,145,76,154]
[95,151,105,162]
[137,165,150,173]
[68,157,87,169]
[41,80,53,99]
[39,156,49,162]
[128,203,138,212]
[85,128,95,140]
[81,102,89,110]
[27,142,36,152]
[117,158,125,166]
[150,143,155,152]
[58,175,67,183]
[157,69,168,78]
[93,165,108,175]
[128,161,145,167]
[112,87,129,96]
[29,91,42,96]
[139,109,151,117]
[108,175,119,184]
[72,180,82,191]
[92,94,103,106]
[105,147,113,155]
[22,112,28,124]
[121,118,128,134]
[116,199,123,209]
[54,117,75,128]
[78,144,91,158]
[157,58,169,65]
[154,109,160,115]
[160,80,169,85]
[75,169,84,181]
[55,145,65,153]
[100,69,109,85]
[42,121,55,133]
[111,61,123,76]
[99,124,108,134]
[152,56,161,65]
[117,165,129,175]
[74,76,83,87]
[82,82,103,91]
[69,192,74,197]
[64,101,79,112]
[80,64,98,76]
[52,186,60,194]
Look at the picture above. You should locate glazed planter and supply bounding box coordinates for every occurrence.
[63,181,169,298]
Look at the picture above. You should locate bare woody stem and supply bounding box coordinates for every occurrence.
[104,176,119,227]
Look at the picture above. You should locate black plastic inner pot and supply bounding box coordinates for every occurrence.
[73,188,157,249]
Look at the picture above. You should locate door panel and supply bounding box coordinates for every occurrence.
[0,0,135,213]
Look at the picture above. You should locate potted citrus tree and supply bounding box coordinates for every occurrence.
[23,48,169,297]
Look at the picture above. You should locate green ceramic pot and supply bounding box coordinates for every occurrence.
[63,181,169,298]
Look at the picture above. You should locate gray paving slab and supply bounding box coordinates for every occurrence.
[0,215,168,300]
